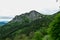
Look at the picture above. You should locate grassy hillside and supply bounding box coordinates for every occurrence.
[0,11,60,40]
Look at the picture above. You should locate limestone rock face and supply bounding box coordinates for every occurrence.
[11,10,43,22]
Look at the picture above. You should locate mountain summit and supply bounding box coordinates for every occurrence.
[11,10,43,22]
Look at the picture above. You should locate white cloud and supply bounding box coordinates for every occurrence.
[0,19,12,22]
[0,0,59,21]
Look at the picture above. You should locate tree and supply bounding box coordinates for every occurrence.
[48,12,60,40]
[32,31,43,40]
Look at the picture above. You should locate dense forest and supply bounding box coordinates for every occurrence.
[0,10,60,40]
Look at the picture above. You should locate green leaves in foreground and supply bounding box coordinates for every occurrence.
[48,12,60,40]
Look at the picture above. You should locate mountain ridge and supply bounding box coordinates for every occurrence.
[11,10,49,22]
[0,10,59,40]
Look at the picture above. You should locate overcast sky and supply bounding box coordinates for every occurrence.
[0,0,60,21]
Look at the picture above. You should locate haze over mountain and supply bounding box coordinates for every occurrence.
[0,16,13,22]
[0,16,13,26]
[0,0,59,17]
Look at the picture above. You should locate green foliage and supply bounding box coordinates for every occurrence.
[0,16,52,40]
[32,31,43,40]
[42,35,53,40]
[0,11,59,40]
[48,12,60,40]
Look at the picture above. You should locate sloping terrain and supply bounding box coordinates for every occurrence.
[0,10,59,40]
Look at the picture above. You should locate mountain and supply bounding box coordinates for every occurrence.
[0,21,8,26]
[0,10,59,40]
[11,10,43,22]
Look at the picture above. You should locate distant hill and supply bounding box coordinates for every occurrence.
[0,10,60,40]
[0,21,8,26]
